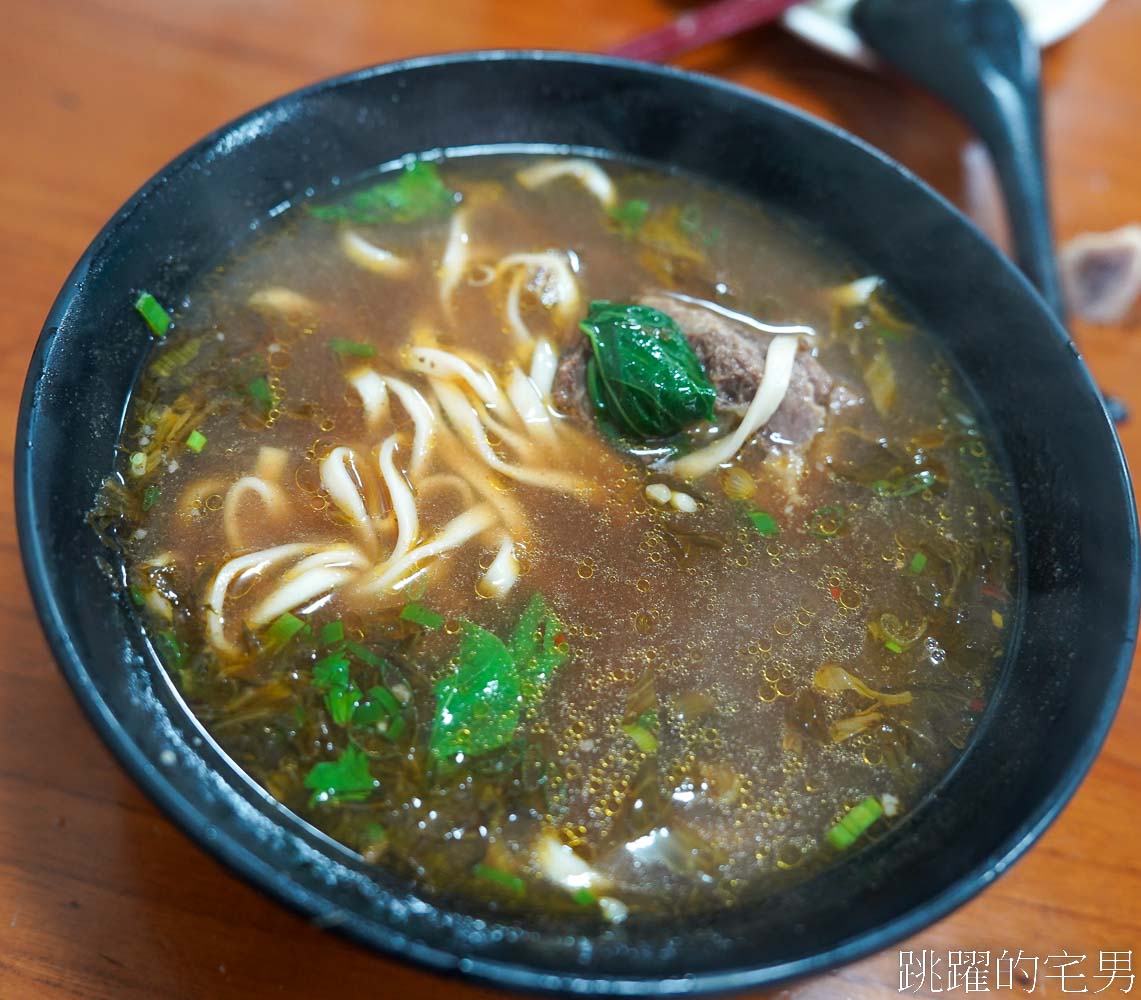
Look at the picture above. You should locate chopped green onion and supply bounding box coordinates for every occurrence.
[246,375,277,413]
[571,887,597,906]
[154,629,184,667]
[129,452,147,477]
[135,292,172,336]
[128,585,146,607]
[319,620,345,645]
[141,484,160,512]
[621,721,659,754]
[473,863,525,896]
[265,612,307,647]
[884,639,903,654]
[344,640,385,669]
[825,795,884,849]
[908,552,927,574]
[609,198,649,237]
[329,338,377,358]
[186,429,207,453]
[399,602,444,629]
[747,511,780,537]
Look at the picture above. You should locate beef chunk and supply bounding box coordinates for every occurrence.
[552,293,843,449]
[551,336,591,423]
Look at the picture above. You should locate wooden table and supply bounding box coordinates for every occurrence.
[2,1,1138,997]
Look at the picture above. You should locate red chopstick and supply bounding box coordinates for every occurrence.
[608,0,804,63]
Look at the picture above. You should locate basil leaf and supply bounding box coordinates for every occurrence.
[431,623,520,767]
[307,161,457,225]
[430,594,569,769]
[579,301,716,439]
[304,745,376,805]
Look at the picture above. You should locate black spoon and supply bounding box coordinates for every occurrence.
[851,0,1127,421]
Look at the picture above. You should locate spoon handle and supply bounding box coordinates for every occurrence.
[853,0,1066,320]
[959,5,1065,318]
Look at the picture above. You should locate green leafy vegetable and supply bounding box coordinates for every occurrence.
[310,651,361,726]
[312,652,351,689]
[326,683,362,726]
[135,292,171,336]
[609,198,649,237]
[747,511,780,537]
[621,721,659,753]
[825,795,884,849]
[329,338,377,358]
[185,429,207,454]
[571,887,597,906]
[507,592,568,700]
[307,161,457,225]
[370,687,402,718]
[431,624,520,767]
[385,715,407,742]
[580,301,716,439]
[304,745,376,805]
[908,552,927,574]
[265,612,307,647]
[319,620,345,645]
[473,863,526,896]
[430,593,568,768]
[246,375,277,414]
[141,484,160,512]
[872,469,936,498]
[400,602,444,629]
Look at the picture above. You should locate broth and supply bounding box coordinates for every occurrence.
[94,153,1016,919]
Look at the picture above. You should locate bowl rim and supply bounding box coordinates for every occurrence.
[15,48,1140,995]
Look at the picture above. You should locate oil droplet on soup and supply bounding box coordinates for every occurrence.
[93,153,1016,920]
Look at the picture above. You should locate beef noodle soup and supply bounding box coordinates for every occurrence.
[93,153,1016,920]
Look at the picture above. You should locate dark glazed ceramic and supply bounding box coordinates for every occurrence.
[16,51,1138,995]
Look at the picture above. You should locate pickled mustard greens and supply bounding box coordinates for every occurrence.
[93,153,1016,921]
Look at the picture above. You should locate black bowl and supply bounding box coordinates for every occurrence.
[16,51,1139,995]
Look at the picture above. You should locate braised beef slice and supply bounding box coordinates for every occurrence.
[552,294,838,448]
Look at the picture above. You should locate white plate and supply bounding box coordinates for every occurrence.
[782,0,1110,68]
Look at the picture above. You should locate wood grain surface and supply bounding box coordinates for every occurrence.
[2,1,1139,997]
